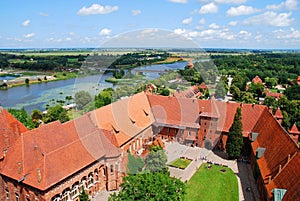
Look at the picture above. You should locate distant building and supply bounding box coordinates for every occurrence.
[252,75,263,84]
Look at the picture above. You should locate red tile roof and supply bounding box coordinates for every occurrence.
[148,95,200,128]
[289,123,300,135]
[274,107,283,119]
[91,92,154,147]
[148,95,266,137]
[0,108,28,153]
[199,82,208,89]
[267,152,300,201]
[251,109,299,200]
[252,75,263,84]
[0,114,120,191]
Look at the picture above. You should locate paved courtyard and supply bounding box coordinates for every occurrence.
[93,142,260,201]
[165,141,260,201]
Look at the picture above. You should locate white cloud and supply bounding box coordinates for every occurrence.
[273,27,300,39]
[24,33,35,38]
[199,18,206,25]
[69,32,75,36]
[227,5,260,17]
[168,0,188,3]
[132,10,142,16]
[22,20,30,27]
[173,28,236,41]
[266,0,298,10]
[238,30,252,39]
[199,3,218,14]
[77,4,119,16]
[209,23,220,29]
[214,0,247,4]
[244,11,294,27]
[66,37,72,41]
[228,21,238,26]
[99,28,112,36]
[182,17,193,25]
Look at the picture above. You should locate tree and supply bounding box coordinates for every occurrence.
[109,171,185,201]
[285,85,300,100]
[145,149,167,173]
[159,88,170,96]
[74,91,92,110]
[95,88,114,109]
[231,74,246,91]
[264,96,278,109]
[240,92,257,104]
[44,105,69,123]
[226,107,243,159]
[230,85,241,100]
[79,187,89,201]
[215,82,227,99]
[265,77,278,88]
[25,78,30,85]
[248,83,265,100]
[127,152,144,175]
[8,108,36,129]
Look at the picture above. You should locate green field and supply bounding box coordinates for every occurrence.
[168,158,192,169]
[185,163,238,201]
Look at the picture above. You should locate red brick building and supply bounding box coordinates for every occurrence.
[0,92,299,201]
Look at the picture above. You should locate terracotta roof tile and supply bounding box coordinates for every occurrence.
[148,95,200,128]
[252,75,263,84]
[0,114,120,191]
[91,92,154,147]
[0,108,28,152]
[251,110,299,199]
[274,107,283,119]
[267,152,300,201]
[289,123,300,135]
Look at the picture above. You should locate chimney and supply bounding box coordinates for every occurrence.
[278,165,282,173]
[268,106,273,113]
[268,176,272,184]
[17,162,22,174]
[37,169,42,183]
[288,154,291,162]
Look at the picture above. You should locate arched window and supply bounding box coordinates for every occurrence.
[51,194,61,201]
[70,182,79,199]
[94,169,99,182]
[87,172,94,188]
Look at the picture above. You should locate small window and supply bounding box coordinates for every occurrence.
[180,130,184,134]
[204,129,206,133]
[167,128,170,133]
[110,165,114,175]
[15,193,19,201]
[5,189,9,200]
[188,131,191,136]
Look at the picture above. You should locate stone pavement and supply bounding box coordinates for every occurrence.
[92,142,260,201]
[165,141,260,201]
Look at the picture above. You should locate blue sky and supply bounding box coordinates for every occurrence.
[0,0,299,49]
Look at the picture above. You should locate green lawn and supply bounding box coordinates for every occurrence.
[168,158,192,169]
[185,163,238,201]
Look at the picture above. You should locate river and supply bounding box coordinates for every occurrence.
[0,61,188,113]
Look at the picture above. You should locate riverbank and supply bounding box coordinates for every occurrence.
[0,71,78,90]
